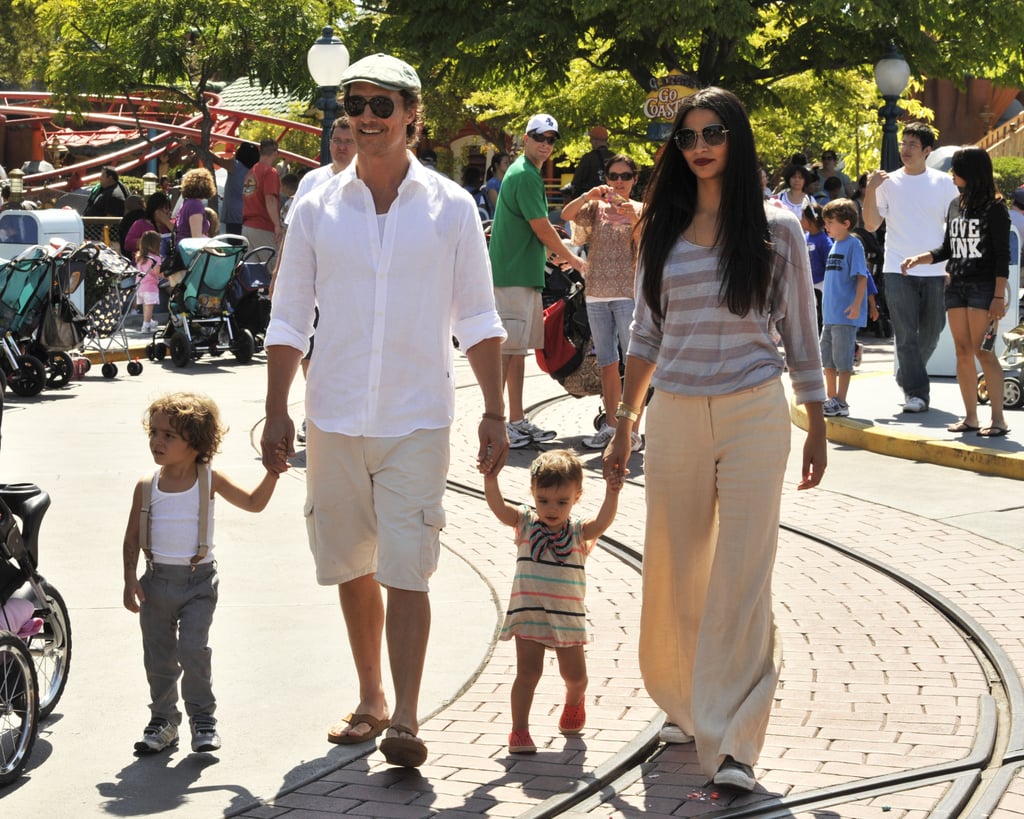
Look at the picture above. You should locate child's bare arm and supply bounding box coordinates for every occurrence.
[484,474,520,527]
[213,468,279,513]
[581,479,620,541]
[122,480,145,613]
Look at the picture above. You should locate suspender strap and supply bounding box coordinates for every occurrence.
[140,472,154,564]
[139,465,211,569]
[192,464,211,567]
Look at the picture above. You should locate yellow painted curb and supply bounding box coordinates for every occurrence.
[791,396,1024,481]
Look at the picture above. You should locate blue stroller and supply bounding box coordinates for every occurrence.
[0,247,54,397]
[149,235,254,368]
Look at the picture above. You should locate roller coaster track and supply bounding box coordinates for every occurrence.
[0,90,321,193]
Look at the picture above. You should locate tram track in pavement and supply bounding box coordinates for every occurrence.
[442,396,1023,818]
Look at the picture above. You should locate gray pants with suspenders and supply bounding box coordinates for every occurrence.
[138,466,217,725]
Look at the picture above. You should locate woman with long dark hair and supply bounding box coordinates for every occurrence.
[602,87,827,791]
[902,147,1010,436]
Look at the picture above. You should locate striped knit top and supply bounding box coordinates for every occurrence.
[629,204,826,405]
[499,505,595,648]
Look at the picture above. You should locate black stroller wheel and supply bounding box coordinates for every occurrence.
[100,362,117,379]
[28,580,71,719]
[46,352,73,389]
[126,360,143,377]
[0,631,39,786]
[169,331,191,368]
[233,329,255,364]
[8,355,46,398]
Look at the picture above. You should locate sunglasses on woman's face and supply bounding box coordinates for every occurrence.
[343,95,396,119]
[672,124,729,152]
[606,171,635,181]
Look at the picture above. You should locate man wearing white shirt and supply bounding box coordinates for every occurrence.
[272,115,358,443]
[863,123,958,412]
[261,53,508,769]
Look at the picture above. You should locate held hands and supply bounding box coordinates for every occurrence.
[476,416,509,477]
[601,427,632,491]
[260,415,295,474]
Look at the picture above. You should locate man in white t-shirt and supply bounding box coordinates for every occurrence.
[863,123,958,412]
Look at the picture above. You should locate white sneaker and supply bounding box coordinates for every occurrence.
[506,422,532,449]
[510,418,557,443]
[631,432,644,452]
[190,715,221,753]
[582,424,615,450]
[903,396,928,413]
[823,398,849,417]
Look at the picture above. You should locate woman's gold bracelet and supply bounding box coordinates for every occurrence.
[615,403,640,422]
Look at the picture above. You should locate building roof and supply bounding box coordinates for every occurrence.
[216,77,307,116]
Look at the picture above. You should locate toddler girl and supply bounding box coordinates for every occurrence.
[483,449,619,754]
[134,230,164,332]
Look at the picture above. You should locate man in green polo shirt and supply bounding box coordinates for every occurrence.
[489,113,586,448]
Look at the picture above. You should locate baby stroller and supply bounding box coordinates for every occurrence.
[149,235,254,368]
[20,242,90,389]
[74,241,146,379]
[977,321,1024,410]
[0,247,55,397]
[226,245,275,353]
[0,482,73,785]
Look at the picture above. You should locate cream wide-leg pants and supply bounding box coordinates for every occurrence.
[639,379,790,778]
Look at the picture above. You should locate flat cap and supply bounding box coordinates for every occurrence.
[340,53,421,92]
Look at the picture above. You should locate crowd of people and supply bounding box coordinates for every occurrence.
[93,49,1015,799]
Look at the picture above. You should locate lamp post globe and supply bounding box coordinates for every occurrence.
[307,25,350,167]
[874,44,911,172]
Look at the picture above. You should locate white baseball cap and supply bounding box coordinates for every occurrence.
[526,114,559,138]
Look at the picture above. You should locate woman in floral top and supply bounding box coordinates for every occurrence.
[561,154,644,451]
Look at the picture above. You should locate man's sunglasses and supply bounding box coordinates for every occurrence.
[528,132,558,145]
[343,95,396,119]
[606,171,635,181]
[672,124,729,152]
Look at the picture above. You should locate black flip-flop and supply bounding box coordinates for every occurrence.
[977,426,1010,438]
[947,420,980,433]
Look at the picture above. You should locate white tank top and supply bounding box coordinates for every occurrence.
[148,469,216,565]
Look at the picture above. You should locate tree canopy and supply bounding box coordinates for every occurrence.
[28,0,339,158]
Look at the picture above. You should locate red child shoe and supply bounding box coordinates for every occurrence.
[508,730,536,754]
[559,699,586,735]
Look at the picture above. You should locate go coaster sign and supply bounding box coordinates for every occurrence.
[644,71,698,141]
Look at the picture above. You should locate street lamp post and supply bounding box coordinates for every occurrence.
[874,44,912,172]
[8,168,25,206]
[307,25,350,167]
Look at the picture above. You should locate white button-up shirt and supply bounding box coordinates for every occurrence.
[265,154,506,437]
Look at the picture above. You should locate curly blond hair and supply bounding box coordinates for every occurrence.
[143,392,226,463]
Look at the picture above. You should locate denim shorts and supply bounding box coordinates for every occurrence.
[585,298,635,367]
[820,323,857,372]
[945,279,996,311]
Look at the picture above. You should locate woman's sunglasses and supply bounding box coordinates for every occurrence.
[606,171,635,181]
[343,95,396,119]
[672,124,729,152]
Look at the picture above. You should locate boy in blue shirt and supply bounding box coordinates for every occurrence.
[820,199,869,417]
